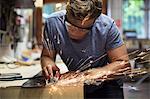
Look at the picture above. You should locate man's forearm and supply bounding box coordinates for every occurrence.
[106,45,130,72]
[101,60,130,72]
[41,55,56,68]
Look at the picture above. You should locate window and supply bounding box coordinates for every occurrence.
[123,0,150,39]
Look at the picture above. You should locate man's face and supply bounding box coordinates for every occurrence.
[65,21,91,33]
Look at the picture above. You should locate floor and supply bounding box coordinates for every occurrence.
[123,81,150,99]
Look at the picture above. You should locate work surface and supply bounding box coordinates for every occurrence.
[0,62,149,99]
[0,82,149,99]
[0,62,83,99]
[0,86,83,99]
[0,59,68,87]
[0,63,42,87]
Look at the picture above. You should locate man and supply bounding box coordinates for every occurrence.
[41,0,129,98]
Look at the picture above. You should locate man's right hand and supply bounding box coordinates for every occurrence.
[42,64,60,80]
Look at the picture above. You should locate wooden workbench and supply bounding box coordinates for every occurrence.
[0,85,83,99]
[0,62,149,99]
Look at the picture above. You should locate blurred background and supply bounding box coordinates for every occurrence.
[0,0,150,60]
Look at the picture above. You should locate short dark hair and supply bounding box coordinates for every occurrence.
[66,0,102,20]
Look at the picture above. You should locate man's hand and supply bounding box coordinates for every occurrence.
[42,64,60,80]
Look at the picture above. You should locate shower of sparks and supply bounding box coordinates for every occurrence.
[45,48,149,87]
[46,66,148,87]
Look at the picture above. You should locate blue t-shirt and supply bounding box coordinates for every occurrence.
[43,10,124,71]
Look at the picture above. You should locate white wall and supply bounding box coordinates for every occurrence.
[107,0,123,33]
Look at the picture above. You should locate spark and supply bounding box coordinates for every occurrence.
[67,58,74,67]
[48,85,63,95]
[76,56,93,70]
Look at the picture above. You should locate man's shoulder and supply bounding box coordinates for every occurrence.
[45,10,66,22]
[96,14,114,26]
[49,10,66,17]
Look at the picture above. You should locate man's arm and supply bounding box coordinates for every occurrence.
[102,44,130,72]
[102,20,130,72]
[41,47,60,79]
[108,44,129,62]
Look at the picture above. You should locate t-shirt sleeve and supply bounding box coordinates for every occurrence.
[105,21,124,51]
[42,20,56,51]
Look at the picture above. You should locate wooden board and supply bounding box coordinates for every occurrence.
[0,85,83,99]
